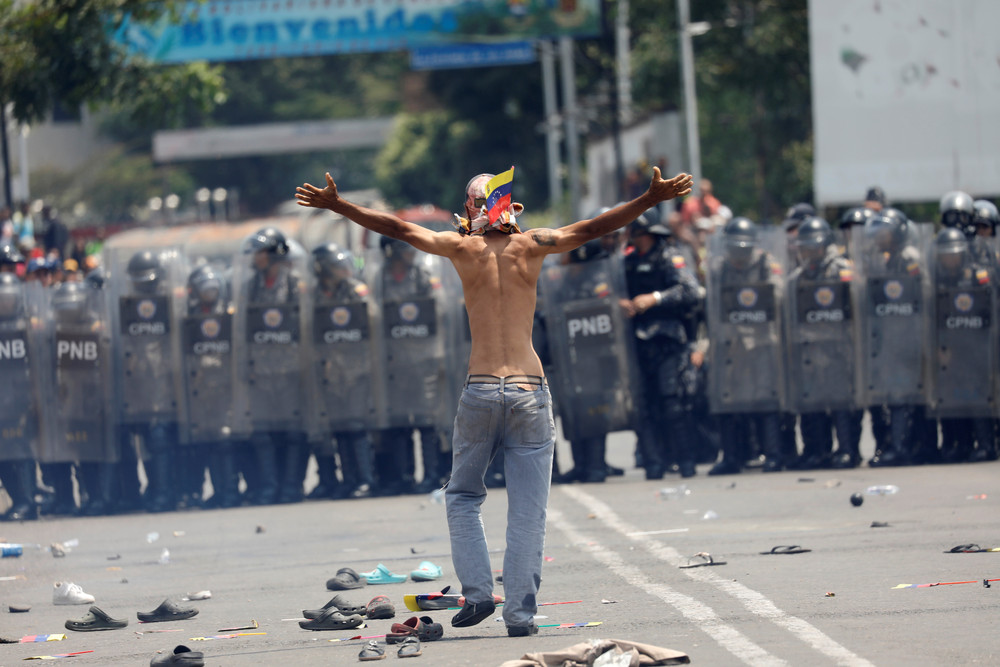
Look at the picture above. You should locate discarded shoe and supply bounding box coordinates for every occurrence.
[298,607,364,631]
[53,581,95,606]
[150,644,205,666]
[759,545,811,555]
[451,599,495,627]
[397,636,422,658]
[365,595,396,620]
[358,639,386,661]
[361,563,407,585]
[65,605,128,631]
[409,561,442,582]
[386,615,444,643]
[327,567,366,591]
[137,599,199,623]
[679,552,727,569]
[8,603,30,613]
[304,594,367,619]
[507,623,538,637]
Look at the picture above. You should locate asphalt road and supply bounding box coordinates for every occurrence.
[1,429,999,666]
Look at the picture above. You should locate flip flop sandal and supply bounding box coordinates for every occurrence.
[679,552,727,569]
[397,636,422,658]
[360,564,407,585]
[365,595,396,620]
[358,640,386,661]
[409,561,443,582]
[304,594,367,619]
[759,545,812,555]
[328,567,366,591]
[946,544,986,553]
[65,606,128,631]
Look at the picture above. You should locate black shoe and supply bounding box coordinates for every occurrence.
[349,484,373,499]
[644,466,665,480]
[507,624,538,637]
[583,469,607,483]
[830,450,859,469]
[678,461,696,478]
[606,465,625,477]
[708,460,741,476]
[868,449,909,468]
[761,458,783,473]
[451,600,495,627]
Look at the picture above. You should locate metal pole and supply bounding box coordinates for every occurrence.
[17,124,29,201]
[559,36,581,222]
[678,0,702,194]
[539,40,562,221]
[0,104,12,207]
[615,0,633,125]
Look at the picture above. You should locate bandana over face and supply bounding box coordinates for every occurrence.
[454,173,522,236]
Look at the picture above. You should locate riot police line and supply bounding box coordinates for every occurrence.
[2,197,999,520]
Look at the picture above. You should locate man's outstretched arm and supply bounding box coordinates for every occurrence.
[527,168,693,255]
[296,173,461,258]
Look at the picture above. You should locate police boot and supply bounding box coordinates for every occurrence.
[41,463,77,516]
[307,454,340,500]
[666,411,697,479]
[758,414,785,473]
[145,452,175,513]
[80,463,113,516]
[414,428,442,494]
[347,432,375,499]
[208,445,241,508]
[969,419,997,462]
[791,413,832,470]
[869,406,911,467]
[708,416,742,476]
[277,439,306,504]
[1,460,37,521]
[250,436,279,505]
[939,419,971,464]
[557,439,588,483]
[830,411,862,469]
[584,437,608,483]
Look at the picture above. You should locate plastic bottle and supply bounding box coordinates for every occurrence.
[866,485,899,496]
[1,543,24,558]
[656,485,691,500]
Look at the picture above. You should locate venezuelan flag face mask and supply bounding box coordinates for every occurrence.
[455,174,522,236]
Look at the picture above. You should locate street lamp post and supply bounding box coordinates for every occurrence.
[678,0,706,195]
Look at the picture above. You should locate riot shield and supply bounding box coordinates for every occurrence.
[365,245,449,429]
[441,261,472,421]
[852,223,932,407]
[785,268,856,412]
[926,236,996,417]
[0,279,41,461]
[539,253,638,441]
[310,275,379,434]
[104,242,186,426]
[705,228,786,413]
[231,239,312,433]
[35,282,115,463]
[178,262,238,443]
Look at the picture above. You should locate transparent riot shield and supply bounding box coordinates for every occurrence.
[852,222,933,407]
[309,268,379,435]
[35,282,115,463]
[785,262,856,412]
[540,254,638,441]
[0,279,41,460]
[926,235,996,417]
[365,244,449,429]
[705,227,786,413]
[441,261,472,423]
[104,242,186,427]
[178,261,239,444]
[231,239,312,433]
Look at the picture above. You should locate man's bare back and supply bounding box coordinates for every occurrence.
[295,169,692,377]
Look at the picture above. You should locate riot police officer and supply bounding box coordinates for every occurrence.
[235,227,309,505]
[786,217,862,469]
[927,228,996,463]
[705,217,785,474]
[310,243,376,499]
[374,236,446,495]
[623,211,703,478]
[0,242,25,274]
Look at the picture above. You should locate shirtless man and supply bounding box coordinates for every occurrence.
[296,168,692,637]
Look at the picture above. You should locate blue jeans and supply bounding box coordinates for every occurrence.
[445,380,555,628]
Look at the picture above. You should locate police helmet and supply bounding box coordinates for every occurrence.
[312,243,356,276]
[380,235,414,260]
[51,281,89,317]
[934,227,969,272]
[0,272,23,316]
[722,217,757,265]
[973,200,999,231]
[187,264,222,303]
[244,227,289,257]
[782,203,816,232]
[939,191,974,230]
[569,238,607,264]
[126,250,164,290]
[0,242,25,267]
[865,186,887,207]
[796,216,833,249]
[865,211,908,250]
[627,209,670,238]
[84,267,105,290]
[839,206,875,229]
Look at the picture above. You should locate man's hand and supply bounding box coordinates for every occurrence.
[295,172,341,211]
[632,293,658,314]
[618,297,636,318]
[647,168,694,204]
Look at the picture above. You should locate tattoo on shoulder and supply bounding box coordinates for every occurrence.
[531,229,556,246]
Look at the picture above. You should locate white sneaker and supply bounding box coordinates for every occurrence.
[53,581,95,605]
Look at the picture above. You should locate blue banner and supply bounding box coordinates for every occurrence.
[410,41,537,70]
[115,0,600,63]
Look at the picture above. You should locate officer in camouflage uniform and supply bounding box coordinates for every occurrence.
[623,211,703,479]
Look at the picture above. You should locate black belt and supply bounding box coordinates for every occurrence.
[466,374,545,388]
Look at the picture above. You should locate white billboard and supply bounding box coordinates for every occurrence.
[809,0,1000,206]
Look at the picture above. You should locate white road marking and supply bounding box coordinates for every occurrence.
[626,528,690,536]
[559,485,876,667]
[548,506,788,666]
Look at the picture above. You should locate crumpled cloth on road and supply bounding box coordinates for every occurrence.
[499,638,690,667]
